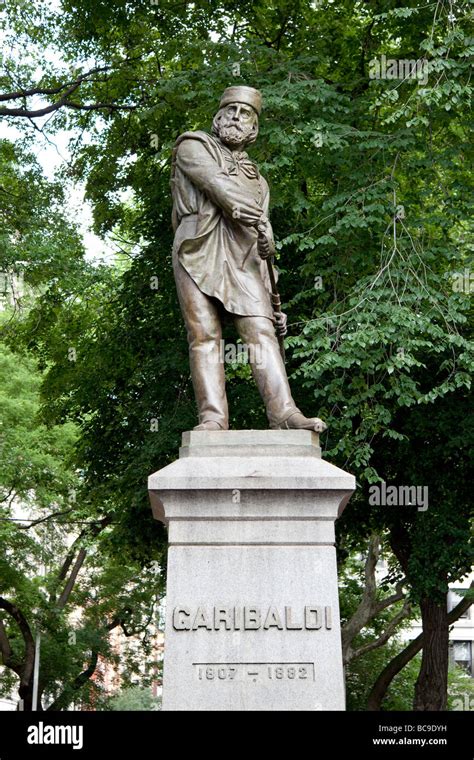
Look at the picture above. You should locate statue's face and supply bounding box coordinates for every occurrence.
[216,102,258,148]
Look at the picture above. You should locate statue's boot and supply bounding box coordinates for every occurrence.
[274,412,327,433]
[193,420,226,431]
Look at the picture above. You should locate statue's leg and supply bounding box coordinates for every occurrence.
[234,315,328,432]
[173,256,228,430]
[233,315,299,427]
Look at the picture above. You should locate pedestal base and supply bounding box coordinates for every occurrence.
[148,430,355,711]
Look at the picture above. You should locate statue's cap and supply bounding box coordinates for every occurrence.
[219,86,262,115]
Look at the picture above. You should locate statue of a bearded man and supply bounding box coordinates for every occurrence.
[171,85,327,433]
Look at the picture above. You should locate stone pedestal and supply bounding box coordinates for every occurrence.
[148,430,355,711]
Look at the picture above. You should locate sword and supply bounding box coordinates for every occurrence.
[257,226,286,363]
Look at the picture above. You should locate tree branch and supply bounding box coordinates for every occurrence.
[0,81,80,102]
[0,616,13,666]
[0,597,35,688]
[118,602,157,638]
[367,582,474,710]
[351,599,412,661]
[342,535,379,662]
[17,509,73,530]
[1,100,142,118]
[0,80,82,117]
[49,529,87,604]
[46,617,121,711]
[54,516,112,609]
[0,64,113,101]
[341,536,408,664]
[0,61,146,118]
[56,548,87,611]
[45,650,99,711]
[373,582,405,615]
[0,487,16,504]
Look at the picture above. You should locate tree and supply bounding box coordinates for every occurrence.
[109,685,161,711]
[346,640,422,712]
[340,535,412,668]
[0,343,165,710]
[1,0,472,709]
[367,583,474,711]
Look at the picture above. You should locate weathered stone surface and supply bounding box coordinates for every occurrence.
[148,430,355,711]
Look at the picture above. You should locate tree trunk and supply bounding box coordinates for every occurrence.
[367,634,422,710]
[19,683,35,711]
[413,594,449,710]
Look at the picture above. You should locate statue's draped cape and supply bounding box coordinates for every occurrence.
[171,130,274,320]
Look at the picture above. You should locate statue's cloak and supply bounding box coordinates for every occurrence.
[171,130,274,320]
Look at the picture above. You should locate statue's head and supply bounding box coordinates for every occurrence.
[212,86,262,149]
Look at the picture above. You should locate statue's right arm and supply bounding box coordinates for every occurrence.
[175,138,264,226]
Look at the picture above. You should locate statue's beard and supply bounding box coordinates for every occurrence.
[218,120,254,147]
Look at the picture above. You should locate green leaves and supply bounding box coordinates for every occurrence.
[0,0,472,705]
[0,344,78,510]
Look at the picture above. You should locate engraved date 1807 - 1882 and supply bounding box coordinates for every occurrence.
[194,663,315,683]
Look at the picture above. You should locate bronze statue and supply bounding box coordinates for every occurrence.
[171,85,327,433]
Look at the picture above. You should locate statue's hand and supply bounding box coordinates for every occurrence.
[257,234,273,259]
[257,219,276,259]
[274,311,288,337]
